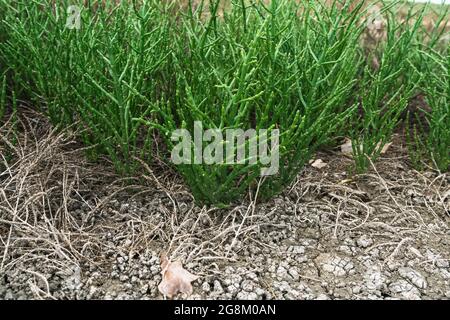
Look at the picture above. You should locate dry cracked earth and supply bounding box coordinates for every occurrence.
[0,112,449,300]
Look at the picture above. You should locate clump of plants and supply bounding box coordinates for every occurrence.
[0,0,448,206]
[408,46,449,172]
[350,4,426,172]
[141,0,365,204]
[0,0,172,173]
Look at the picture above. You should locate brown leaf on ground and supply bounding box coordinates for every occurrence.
[340,138,393,156]
[380,142,393,154]
[158,253,199,299]
[340,138,353,155]
[310,159,328,169]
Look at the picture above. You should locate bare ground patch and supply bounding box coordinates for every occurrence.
[0,112,448,300]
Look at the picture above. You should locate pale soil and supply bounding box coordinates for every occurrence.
[0,111,448,300]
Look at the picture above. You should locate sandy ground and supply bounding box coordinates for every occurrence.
[0,111,449,300]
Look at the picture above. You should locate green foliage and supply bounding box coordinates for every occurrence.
[350,4,425,173]
[0,0,172,173]
[406,5,449,172]
[406,113,427,172]
[425,51,449,172]
[143,0,364,204]
[0,75,5,121]
[409,49,449,172]
[0,0,448,205]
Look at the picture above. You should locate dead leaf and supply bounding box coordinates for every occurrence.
[379,141,392,154]
[158,253,199,299]
[408,247,423,258]
[311,159,327,169]
[340,138,353,155]
[338,179,353,185]
[340,138,393,156]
